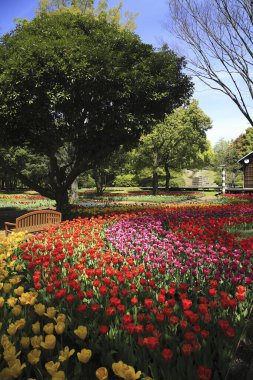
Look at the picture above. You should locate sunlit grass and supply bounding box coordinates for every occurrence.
[225,222,253,238]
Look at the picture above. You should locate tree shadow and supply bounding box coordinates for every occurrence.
[0,207,31,230]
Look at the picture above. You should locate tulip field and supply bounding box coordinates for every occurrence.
[0,197,253,380]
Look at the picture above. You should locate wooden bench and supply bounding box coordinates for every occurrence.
[5,210,62,236]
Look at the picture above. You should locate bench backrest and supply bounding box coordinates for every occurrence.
[16,210,62,232]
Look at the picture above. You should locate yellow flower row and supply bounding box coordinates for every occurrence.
[0,286,150,379]
[0,233,154,380]
[0,231,29,282]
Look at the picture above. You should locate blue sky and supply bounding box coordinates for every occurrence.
[0,0,250,146]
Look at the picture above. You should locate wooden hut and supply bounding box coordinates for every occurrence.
[238,151,253,188]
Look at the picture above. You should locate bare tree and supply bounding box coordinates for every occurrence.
[168,0,253,126]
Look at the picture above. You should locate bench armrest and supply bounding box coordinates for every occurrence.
[5,222,16,236]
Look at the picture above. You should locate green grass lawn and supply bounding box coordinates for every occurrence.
[80,194,200,203]
[225,222,253,238]
[238,229,253,238]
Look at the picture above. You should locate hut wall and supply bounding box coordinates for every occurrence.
[244,162,253,187]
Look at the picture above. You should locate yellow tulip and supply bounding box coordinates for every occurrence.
[8,359,26,377]
[59,346,75,362]
[0,368,12,380]
[45,361,60,376]
[12,305,22,317]
[3,283,12,293]
[19,292,38,305]
[14,286,24,296]
[15,318,26,330]
[20,336,30,349]
[7,323,17,336]
[112,361,142,380]
[96,367,108,380]
[1,334,11,349]
[7,297,17,308]
[74,325,87,340]
[55,313,66,323]
[0,297,4,308]
[9,260,15,268]
[9,276,21,285]
[32,321,40,335]
[77,348,92,364]
[43,322,54,335]
[0,269,8,281]
[27,349,41,365]
[55,321,65,335]
[41,334,56,350]
[15,265,23,272]
[3,344,20,363]
[52,371,66,380]
[34,303,46,316]
[31,335,43,348]
[44,306,57,319]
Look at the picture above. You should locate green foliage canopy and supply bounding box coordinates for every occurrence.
[232,127,253,159]
[36,0,138,31]
[135,100,212,192]
[0,11,193,212]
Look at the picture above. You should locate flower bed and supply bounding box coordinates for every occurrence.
[0,204,252,379]
[0,194,55,210]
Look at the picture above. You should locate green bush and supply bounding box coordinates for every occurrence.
[113,174,138,187]
[78,174,96,188]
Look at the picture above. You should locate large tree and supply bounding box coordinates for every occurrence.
[136,100,212,194]
[0,11,193,215]
[168,0,253,127]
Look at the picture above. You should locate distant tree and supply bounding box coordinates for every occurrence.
[90,145,141,194]
[0,11,193,216]
[136,100,212,194]
[168,0,253,127]
[0,161,21,191]
[232,127,253,158]
[211,139,242,187]
[0,146,50,189]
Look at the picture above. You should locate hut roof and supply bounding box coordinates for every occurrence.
[238,151,253,164]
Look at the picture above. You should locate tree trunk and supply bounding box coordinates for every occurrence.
[6,177,10,193]
[93,167,105,196]
[152,168,158,195]
[55,189,71,220]
[164,163,171,191]
[69,178,79,204]
[231,172,236,188]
